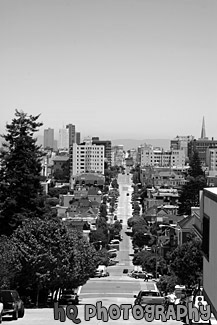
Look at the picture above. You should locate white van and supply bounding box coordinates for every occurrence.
[95,265,109,277]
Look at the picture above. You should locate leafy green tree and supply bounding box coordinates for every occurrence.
[168,238,203,286]
[94,248,110,266]
[0,110,45,235]
[89,228,108,246]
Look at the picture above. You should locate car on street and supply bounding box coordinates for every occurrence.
[0,290,25,320]
[128,270,148,279]
[134,288,164,308]
[58,289,79,305]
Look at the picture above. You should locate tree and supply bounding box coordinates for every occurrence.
[53,160,70,182]
[157,275,179,294]
[189,151,204,178]
[178,176,206,215]
[168,238,203,286]
[0,110,45,235]
[10,217,96,304]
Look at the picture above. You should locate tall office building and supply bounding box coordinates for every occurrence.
[92,137,111,167]
[58,128,69,149]
[66,124,76,146]
[76,132,81,145]
[44,128,54,150]
[170,135,194,160]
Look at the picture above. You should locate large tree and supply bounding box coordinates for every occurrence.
[168,238,203,286]
[178,150,206,215]
[188,150,204,178]
[9,217,96,304]
[0,110,45,235]
[178,176,206,215]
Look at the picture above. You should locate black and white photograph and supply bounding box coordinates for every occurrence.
[0,0,217,324]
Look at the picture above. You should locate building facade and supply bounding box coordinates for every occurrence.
[201,188,217,319]
[58,128,69,150]
[44,128,54,150]
[71,139,104,176]
[140,147,185,167]
[92,137,111,167]
[66,124,76,146]
[170,135,194,160]
[111,145,125,167]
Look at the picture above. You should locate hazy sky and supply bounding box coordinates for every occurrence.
[1,0,217,140]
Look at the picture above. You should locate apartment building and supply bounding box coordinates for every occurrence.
[92,137,111,167]
[140,147,185,167]
[199,188,217,319]
[170,135,194,160]
[111,145,125,167]
[71,138,104,177]
[206,147,217,177]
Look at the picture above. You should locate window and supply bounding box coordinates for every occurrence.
[202,214,210,260]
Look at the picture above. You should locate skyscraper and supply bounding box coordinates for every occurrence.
[66,124,76,146]
[58,128,69,149]
[76,132,81,145]
[44,128,54,149]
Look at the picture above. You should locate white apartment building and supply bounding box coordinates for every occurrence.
[206,147,217,177]
[58,128,69,150]
[111,145,124,166]
[72,140,104,176]
[140,147,185,167]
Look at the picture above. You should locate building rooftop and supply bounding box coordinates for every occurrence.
[53,156,69,162]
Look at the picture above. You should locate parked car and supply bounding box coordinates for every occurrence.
[58,289,79,305]
[0,298,3,323]
[0,290,25,320]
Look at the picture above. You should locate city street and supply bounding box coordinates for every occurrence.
[1,172,182,324]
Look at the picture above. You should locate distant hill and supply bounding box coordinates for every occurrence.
[111,139,170,151]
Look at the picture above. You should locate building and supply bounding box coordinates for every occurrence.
[72,172,105,189]
[71,138,105,177]
[170,135,194,160]
[76,132,81,145]
[111,145,125,167]
[199,188,217,318]
[92,137,111,167]
[188,117,217,165]
[52,155,69,174]
[206,147,217,177]
[140,146,186,167]
[66,124,76,146]
[58,128,69,150]
[44,128,54,150]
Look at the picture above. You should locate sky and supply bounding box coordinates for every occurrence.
[1,0,217,140]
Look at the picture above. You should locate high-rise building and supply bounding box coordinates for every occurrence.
[58,128,69,150]
[66,124,76,146]
[71,138,104,176]
[92,137,111,167]
[44,128,54,150]
[76,132,81,145]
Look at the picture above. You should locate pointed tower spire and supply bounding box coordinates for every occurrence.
[201,116,206,139]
